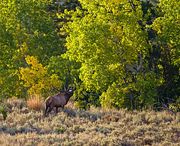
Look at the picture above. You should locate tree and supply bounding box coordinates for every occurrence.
[19,55,62,96]
[62,0,162,109]
[151,0,180,107]
[0,0,61,98]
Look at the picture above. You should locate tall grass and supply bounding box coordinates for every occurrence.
[27,95,44,111]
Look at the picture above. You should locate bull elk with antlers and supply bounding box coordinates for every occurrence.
[44,88,74,116]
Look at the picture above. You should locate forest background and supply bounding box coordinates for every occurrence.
[0,0,179,111]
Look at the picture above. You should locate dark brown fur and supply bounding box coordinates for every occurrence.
[44,89,73,116]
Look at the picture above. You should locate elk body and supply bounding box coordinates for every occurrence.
[44,89,73,116]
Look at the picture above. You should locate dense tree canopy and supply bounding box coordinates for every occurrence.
[0,0,63,97]
[0,0,179,111]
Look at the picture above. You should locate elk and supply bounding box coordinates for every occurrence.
[44,88,74,116]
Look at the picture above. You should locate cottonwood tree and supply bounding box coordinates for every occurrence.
[0,0,61,98]
[61,0,160,109]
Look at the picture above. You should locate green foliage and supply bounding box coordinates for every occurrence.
[62,0,161,109]
[0,0,179,110]
[59,0,179,109]
[169,98,180,112]
[100,82,126,109]
[0,0,61,98]
[73,83,101,109]
[0,104,7,120]
[47,55,80,90]
[100,72,160,109]
[151,0,180,103]
[19,55,62,95]
[135,72,160,108]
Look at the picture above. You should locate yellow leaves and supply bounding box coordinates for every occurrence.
[152,18,163,34]
[108,63,121,71]
[109,24,124,38]
[49,74,61,88]
[25,55,39,66]
[122,87,129,94]
[105,0,124,6]
[100,82,125,109]
[19,56,62,95]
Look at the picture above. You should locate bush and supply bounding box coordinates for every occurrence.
[27,95,44,111]
[0,105,7,120]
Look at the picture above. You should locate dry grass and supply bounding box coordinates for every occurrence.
[0,98,179,146]
[27,95,44,111]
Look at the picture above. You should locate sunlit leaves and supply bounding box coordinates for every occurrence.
[62,0,152,108]
[152,0,180,48]
[19,56,62,95]
[0,0,60,98]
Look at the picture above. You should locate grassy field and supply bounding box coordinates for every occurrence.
[0,98,179,146]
